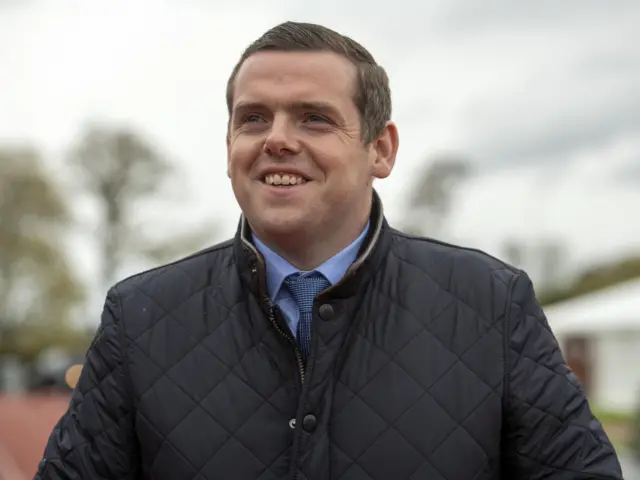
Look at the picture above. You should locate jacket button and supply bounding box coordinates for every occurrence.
[302,414,317,433]
[318,304,334,320]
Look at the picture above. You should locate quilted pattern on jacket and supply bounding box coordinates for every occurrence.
[35,198,623,480]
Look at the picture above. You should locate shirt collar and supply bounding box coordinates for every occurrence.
[252,221,370,300]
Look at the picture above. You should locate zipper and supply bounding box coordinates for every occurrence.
[268,305,306,385]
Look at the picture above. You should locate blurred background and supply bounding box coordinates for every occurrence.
[1,0,639,478]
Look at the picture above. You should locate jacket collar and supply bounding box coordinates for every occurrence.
[234,189,392,305]
[251,219,370,300]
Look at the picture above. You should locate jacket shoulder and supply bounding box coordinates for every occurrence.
[391,229,519,280]
[390,229,523,320]
[110,238,236,316]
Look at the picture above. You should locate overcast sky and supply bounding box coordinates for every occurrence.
[1,0,639,293]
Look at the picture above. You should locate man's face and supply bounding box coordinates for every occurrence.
[227,50,395,246]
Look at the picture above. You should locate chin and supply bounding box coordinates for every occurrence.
[252,211,312,239]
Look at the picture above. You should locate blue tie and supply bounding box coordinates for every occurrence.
[284,272,330,358]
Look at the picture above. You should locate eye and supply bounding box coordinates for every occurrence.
[243,113,266,123]
[304,113,330,123]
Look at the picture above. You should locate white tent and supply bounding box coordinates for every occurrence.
[545,278,640,335]
[544,278,640,414]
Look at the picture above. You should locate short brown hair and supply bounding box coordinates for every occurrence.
[226,21,392,144]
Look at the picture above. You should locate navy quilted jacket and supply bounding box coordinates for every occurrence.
[36,194,623,479]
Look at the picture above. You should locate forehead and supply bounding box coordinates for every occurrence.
[232,51,357,109]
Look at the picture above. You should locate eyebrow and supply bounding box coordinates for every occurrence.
[232,101,268,113]
[292,101,341,116]
[233,100,344,121]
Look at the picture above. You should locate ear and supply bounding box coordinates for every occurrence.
[370,121,399,180]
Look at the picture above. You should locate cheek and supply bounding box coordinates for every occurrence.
[323,149,371,184]
[228,138,261,173]
[308,139,361,172]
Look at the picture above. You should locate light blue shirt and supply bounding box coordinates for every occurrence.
[252,221,370,336]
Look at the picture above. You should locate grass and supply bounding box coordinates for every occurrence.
[593,408,634,425]
[592,407,636,454]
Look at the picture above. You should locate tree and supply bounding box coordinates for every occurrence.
[631,389,640,461]
[501,238,569,294]
[402,154,472,237]
[502,239,525,267]
[0,146,87,360]
[68,123,217,289]
[536,239,568,292]
[538,255,640,306]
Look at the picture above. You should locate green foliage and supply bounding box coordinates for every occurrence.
[402,154,473,237]
[591,408,634,425]
[69,124,173,287]
[0,146,85,360]
[538,256,640,306]
[0,126,218,361]
[631,390,640,461]
[406,155,472,215]
[0,322,91,362]
[69,124,217,288]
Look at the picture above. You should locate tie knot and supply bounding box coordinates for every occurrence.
[284,272,330,314]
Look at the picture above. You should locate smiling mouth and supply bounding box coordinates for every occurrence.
[263,173,308,186]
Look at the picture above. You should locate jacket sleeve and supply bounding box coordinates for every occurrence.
[502,272,624,479]
[34,288,139,479]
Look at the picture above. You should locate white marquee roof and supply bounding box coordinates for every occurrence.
[543,277,640,335]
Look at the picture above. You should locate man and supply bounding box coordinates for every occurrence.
[36,21,623,479]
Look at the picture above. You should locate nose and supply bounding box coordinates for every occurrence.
[263,115,300,157]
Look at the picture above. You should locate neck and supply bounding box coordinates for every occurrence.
[254,214,369,271]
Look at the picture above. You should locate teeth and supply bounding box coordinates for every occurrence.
[264,173,306,186]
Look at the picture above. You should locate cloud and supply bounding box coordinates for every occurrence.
[459,72,640,168]
[283,1,640,176]
[437,0,640,34]
[0,0,638,278]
